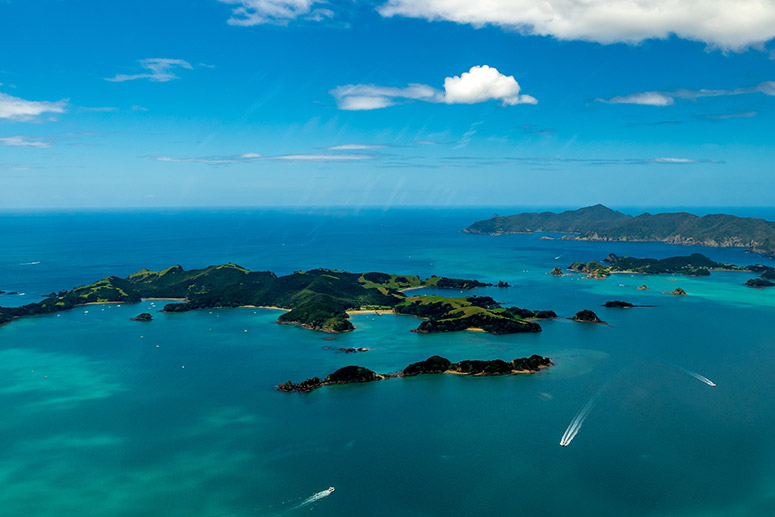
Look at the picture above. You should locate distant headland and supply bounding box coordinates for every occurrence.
[463,204,775,258]
[0,264,553,334]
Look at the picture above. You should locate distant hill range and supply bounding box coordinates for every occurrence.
[463,205,775,258]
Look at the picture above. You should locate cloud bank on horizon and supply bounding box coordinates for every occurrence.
[331,65,536,110]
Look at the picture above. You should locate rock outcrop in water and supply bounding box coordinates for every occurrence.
[131,312,153,321]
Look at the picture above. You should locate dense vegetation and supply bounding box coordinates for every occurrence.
[603,301,634,308]
[0,264,531,334]
[569,253,755,278]
[464,204,775,257]
[745,278,775,288]
[572,310,605,323]
[278,354,553,392]
[394,295,554,335]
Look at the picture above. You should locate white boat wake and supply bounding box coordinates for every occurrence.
[682,368,716,387]
[560,382,609,447]
[285,487,335,513]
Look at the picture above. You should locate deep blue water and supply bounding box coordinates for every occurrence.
[1,208,774,516]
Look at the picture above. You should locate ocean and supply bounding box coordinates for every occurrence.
[1,207,775,516]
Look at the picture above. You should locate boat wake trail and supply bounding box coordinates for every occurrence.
[285,488,335,513]
[681,368,716,387]
[560,382,609,447]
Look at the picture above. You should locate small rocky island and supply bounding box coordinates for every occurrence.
[603,301,634,308]
[277,354,553,392]
[669,288,688,296]
[745,278,775,288]
[571,310,606,324]
[131,313,153,322]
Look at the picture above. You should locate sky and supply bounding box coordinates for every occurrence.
[1,0,774,209]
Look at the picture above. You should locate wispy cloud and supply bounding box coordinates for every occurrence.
[326,144,388,150]
[598,80,775,106]
[79,106,119,112]
[155,151,376,165]
[331,65,536,110]
[0,92,66,121]
[218,0,332,25]
[105,58,193,83]
[521,124,556,135]
[701,111,758,120]
[0,135,52,148]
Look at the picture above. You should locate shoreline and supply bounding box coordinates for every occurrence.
[243,305,291,312]
[398,286,427,293]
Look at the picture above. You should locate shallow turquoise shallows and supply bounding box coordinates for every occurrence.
[1,208,775,516]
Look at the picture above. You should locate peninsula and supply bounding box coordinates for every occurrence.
[277,354,553,392]
[0,264,552,335]
[463,204,775,258]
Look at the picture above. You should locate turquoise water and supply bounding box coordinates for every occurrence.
[1,208,775,516]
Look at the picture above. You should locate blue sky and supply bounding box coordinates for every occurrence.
[1,0,774,208]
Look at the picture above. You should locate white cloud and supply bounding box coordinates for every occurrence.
[105,58,193,83]
[330,83,441,110]
[443,65,537,105]
[331,65,535,110]
[377,0,775,50]
[599,80,775,106]
[218,0,332,25]
[155,152,374,165]
[0,136,51,148]
[654,157,695,163]
[326,144,388,150]
[272,153,369,161]
[602,92,675,106]
[0,92,66,121]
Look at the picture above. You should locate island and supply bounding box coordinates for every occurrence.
[571,310,606,324]
[603,301,634,308]
[569,253,746,278]
[277,354,553,392]
[668,288,688,296]
[549,267,565,276]
[131,312,153,321]
[323,346,373,353]
[0,264,555,335]
[463,204,775,258]
[745,278,775,288]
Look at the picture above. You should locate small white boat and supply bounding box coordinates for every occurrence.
[327,487,335,493]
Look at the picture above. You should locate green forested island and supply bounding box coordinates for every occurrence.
[464,205,775,258]
[277,354,553,392]
[568,253,745,278]
[0,264,550,334]
[564,253,774,287]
